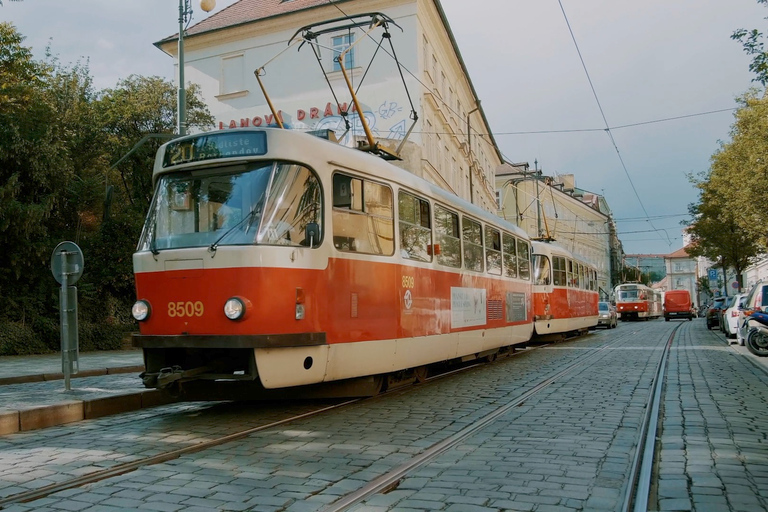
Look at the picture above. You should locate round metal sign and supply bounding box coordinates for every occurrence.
[51,241,84,285]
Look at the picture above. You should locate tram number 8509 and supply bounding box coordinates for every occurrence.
[168,301,204,318]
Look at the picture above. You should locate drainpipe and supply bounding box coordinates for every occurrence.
[466,102,480,204]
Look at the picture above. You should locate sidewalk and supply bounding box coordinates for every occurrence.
[0,349,174,435]
[0,348,144,384]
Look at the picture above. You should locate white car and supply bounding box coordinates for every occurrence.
[736,281,768,346]
[723,293,746,340]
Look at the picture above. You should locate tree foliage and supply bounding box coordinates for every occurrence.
[732,0,768,87]
[685,91,767,287]
[0,21,214,329]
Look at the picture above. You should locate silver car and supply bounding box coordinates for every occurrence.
[598,301,618,329]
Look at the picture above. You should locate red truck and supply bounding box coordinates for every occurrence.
[664,290,694,321]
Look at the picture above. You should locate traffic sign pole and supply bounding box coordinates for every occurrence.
[51,242,83,392]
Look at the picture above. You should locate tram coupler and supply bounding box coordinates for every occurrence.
[142,365,214,389]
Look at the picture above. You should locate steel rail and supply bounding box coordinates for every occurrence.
[320,336,626,512]
[621,322,680,512]
[0,400,357,508]
[0,337,584,508]
[0,344,537,507]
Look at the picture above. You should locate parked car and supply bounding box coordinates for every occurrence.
[723,294,747,340]
[706,297,728,330]
[597,301,618,329]
[737,281,768,345]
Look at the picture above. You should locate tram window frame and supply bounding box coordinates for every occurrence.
[485,226,502,276]
[398,190,432,262]
[502,232,518,279]
[553,256,567,287]
[331,171,394,256]
[534,254,551,286]
[462,216,484,272]
[567,259,575,287]
[517,239,531,281]
[434,205,461,268]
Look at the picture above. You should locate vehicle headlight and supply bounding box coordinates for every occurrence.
[224,297,246,320]
[132,300,151,321]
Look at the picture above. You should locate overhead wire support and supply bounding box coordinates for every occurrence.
[289,12,416,161]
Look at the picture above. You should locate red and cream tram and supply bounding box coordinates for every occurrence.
[614,283,662,321]
[531,241,599,336]
[131,128,539,396]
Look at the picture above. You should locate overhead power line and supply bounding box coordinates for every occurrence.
[557,0,672,248]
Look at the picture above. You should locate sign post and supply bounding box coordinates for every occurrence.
[51,242,84,391]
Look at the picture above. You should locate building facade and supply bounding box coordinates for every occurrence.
[157,0,501,212]
[495,163,615,299]
[664,246,699,306]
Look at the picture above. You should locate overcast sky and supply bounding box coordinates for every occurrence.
[4,0,765,255]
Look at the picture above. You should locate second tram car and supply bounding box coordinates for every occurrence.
[131,128,537,396]
[614,283,662,320]
[531,241,599,336]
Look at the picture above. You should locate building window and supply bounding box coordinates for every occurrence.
[332,33,355,71]
[221,54,245,95]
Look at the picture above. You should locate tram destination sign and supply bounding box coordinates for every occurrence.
[163,131,268,168]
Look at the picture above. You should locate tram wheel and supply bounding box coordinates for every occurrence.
[414,366,428,384]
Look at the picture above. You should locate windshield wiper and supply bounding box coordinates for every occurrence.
[209,209,257,256]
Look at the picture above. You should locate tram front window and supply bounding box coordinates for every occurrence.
[138,162,322,251]
[619,290,639,301]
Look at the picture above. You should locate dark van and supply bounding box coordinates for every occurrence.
[664,290,693,321]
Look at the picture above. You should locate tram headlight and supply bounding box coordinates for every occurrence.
[224,297,246,320]
[132,300,151,321]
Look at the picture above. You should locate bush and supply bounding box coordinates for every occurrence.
[0,320,134,355]
[0,322,51,356]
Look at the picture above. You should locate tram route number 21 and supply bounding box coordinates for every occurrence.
[402,275,415,289]
[168,301,204,318]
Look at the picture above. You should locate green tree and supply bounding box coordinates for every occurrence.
[686,168,760,291]
[732,0,768,87]
[704,92,768,246]
[0,21,214,331]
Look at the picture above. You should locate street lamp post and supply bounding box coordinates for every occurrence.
[177,0,216,136]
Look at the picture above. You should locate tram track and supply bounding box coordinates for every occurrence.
[320,328,667,512]
[300,323,684,512]
[0,327,674,511]
[0,344,541,508]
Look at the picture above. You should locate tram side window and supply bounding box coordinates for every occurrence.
[567,260,575,287]
[534,255,551,286]
[485,226,502,275]
[578,264,585,289]
[435,205,461,267]
[553,256,567,286]
[502,233,518,278]
[398,191,432,262]
[257,164,322,247]
[517,239,531,280]
[462,217,483,272]
[332,173,394,255]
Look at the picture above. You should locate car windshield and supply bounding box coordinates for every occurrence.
[599,302,609,311]
[137,161,322,251]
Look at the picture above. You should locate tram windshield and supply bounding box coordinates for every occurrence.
[137,161,322,252]
[617,288,640,301]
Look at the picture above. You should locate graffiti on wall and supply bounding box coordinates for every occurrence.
[217,99,410,147]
